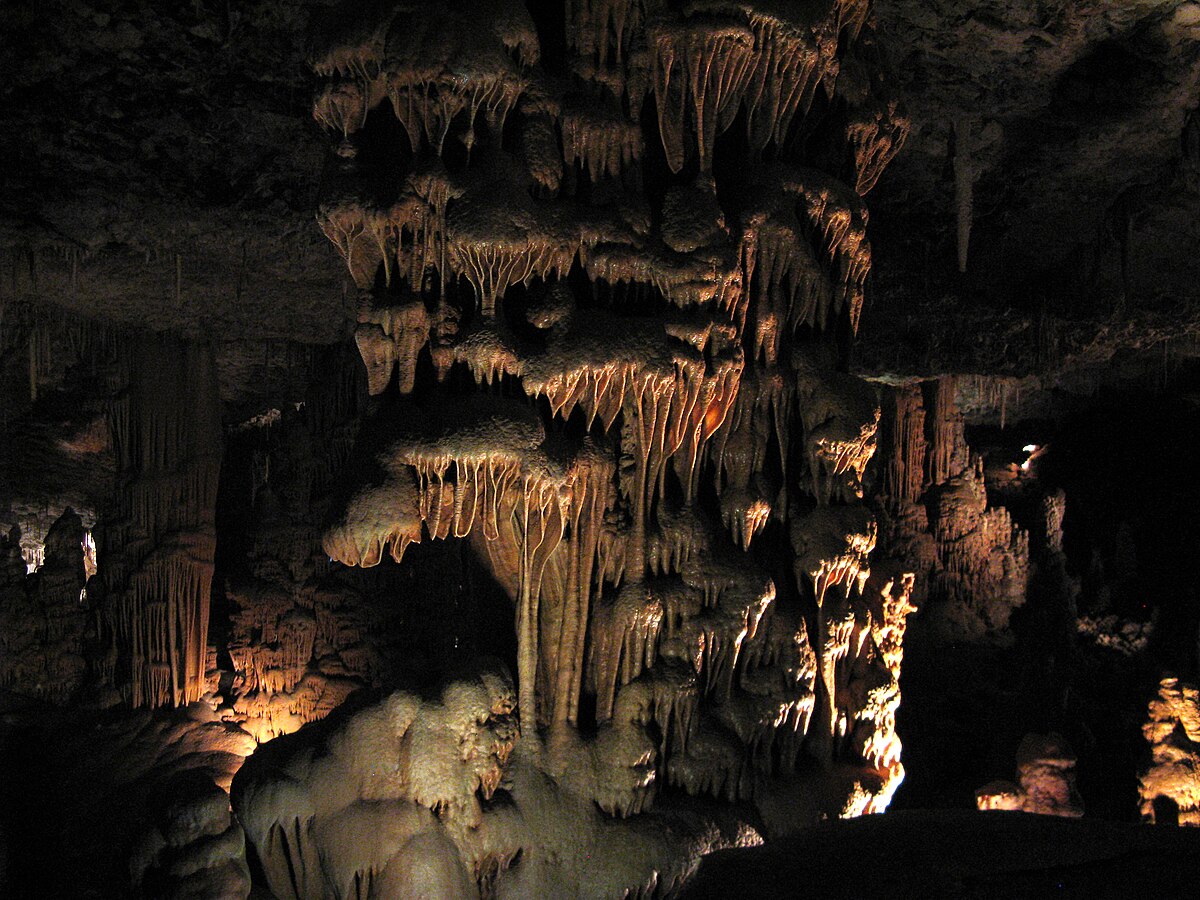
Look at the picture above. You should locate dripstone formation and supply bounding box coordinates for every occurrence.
[232,0,913,895]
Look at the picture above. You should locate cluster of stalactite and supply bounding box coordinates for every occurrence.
[0,509,89,703]
[0,299,119,416]
[95,336,223,708]
[874,377,1030,645]
[237,1,911,895]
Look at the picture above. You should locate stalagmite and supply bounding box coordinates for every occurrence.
[977,733,1084,818]
[874,376,1031,645]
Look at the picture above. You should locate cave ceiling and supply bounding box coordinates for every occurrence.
[3,1,1199,373]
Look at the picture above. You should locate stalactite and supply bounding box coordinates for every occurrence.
[924,376,964,487]
[101,335,222,708]
[738,166,872,337]
[954,116,975,274]
[565,0,644,70]
[794,352,879,504]
[560,95,643,181]
[299,2,915,882]
[878,384,926,505]
[650,19,757,173]
[0,511,89,704]
[791,506,876,764]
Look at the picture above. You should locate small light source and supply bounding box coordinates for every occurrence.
[1020,444,1040,472]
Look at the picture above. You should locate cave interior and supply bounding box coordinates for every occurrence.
[4,0,1200,897]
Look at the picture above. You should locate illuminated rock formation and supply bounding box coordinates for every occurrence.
[233,0,911,894]
[875,377,1029,645]
[976,733,1084,818]
[213,352,375,744]
[1139,677,1200,826]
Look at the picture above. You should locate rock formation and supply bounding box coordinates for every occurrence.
[1139,677,1200,826]
[976,732,1084,818]
[0,509,90,703]
[4,0,1200,897]
[232,0,914,894]
[95,335,223,709]
[874,377,1029,645]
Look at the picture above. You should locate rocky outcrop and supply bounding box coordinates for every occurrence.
[875,377,1029,645]
[0,510,89,703]
[130,774,251,900]
[1139,677,1200,826]
[976,732,1084,818]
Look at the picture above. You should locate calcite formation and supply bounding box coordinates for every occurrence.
[976,733,1084,818]
[234,0,913,895]
[0,509,89,703]
[95,336,223,708]
[874,377,1029,645]
[130,775,252,900]
[1139,677,1200,826]
[213,354,375,744]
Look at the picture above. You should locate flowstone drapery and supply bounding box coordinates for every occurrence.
[234,1,913,895]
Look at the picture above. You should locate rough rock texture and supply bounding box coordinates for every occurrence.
[857,0,1200,386]
[1,703,256,897]
[1139,677,1200,825]
[976,732,1085,818]
[130,774,252,900]
[873,377,1029,645]
[0,509,89,703]
[230,0,916,894]
[873,0,1200,292]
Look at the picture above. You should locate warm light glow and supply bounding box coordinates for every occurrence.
[1022,444,1038,454]
[703,400,726,436]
